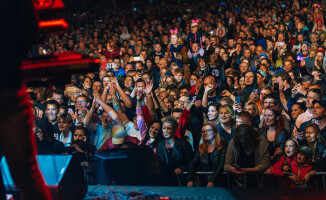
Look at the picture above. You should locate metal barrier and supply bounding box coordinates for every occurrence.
[182,171,326,189]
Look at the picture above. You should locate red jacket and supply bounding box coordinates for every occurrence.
[102,48,120,59]
[289,159,314,189]
[271,155,314,188]
[271,155,295,178]
[175,108,191,139]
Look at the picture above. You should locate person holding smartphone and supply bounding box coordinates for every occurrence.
[224,125,270,187]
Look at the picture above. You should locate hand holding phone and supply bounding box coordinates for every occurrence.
[235,96,241,104]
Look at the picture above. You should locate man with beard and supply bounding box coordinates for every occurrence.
[150,41,165,59]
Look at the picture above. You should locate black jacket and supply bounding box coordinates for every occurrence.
[259,128,290,163]
[188,143,227,184]
[313,138,326,171]
[301,137,326,171]
[156,137,193,173]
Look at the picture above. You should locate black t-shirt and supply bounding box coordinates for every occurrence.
[238,149,255,168]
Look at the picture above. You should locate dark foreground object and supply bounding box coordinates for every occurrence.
[85,185,326,200]
[1,155,87,200]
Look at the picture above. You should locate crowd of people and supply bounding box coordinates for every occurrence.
[27,0,326,188]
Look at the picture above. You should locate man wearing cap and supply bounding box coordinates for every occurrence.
[100,124,140,150]
[256,70,267,89]
[286,145,315,189]
[297,41,310,59]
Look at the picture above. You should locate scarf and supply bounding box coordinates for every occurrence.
[170,44,184,68]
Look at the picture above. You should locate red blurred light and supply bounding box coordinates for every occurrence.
[33,0,65,10]
[38,19,68,29]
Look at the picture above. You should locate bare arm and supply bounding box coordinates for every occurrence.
[101,85,109,102]
[144,81,156,120]
[114,79,133,108]
[279,90,288,111]
[94,91,121,125]
[136,91,147,141]
[202,84,213,108]
[110,84,130,124]
[83,99,98,132]
[152,93,159,110]
[154,90,169,113]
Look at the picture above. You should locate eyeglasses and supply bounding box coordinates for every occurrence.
[77,100,86,104]
[201,129,213,134]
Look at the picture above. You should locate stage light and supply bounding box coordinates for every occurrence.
[33,0,65,10]
[38,19,68,29]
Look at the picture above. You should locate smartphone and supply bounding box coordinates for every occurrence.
[273,82,279,92]
[235,96,241,104]
[253,89,258,94]
[293,45,300,49]
[134,56,141,61]
[232,164,241,170]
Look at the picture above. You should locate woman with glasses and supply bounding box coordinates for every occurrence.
[187,122,226,187]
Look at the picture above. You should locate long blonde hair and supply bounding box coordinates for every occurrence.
[169,33,184,46]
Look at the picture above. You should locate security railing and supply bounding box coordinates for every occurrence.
[182,171,326,189]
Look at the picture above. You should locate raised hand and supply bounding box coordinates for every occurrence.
[91,98,99,109]
[136,90,143,100]
[109,82,117,96]
[93,91,102,103]
[187,96,196,110]
[229,48,237,56]
[221,90,231,97]
[204,84,214,93]
[144,81,153,95]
